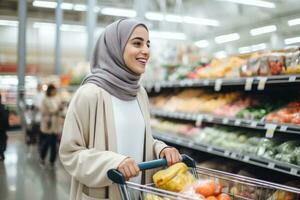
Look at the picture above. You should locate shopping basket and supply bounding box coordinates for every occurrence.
[107,154,300,200]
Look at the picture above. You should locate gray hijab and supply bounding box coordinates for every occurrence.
[82,19,148,101]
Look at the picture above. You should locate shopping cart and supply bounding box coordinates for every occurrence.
[107,154,300,200]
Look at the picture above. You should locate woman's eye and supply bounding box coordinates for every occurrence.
[133,42,141,46]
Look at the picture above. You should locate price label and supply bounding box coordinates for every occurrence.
[207,146,213,152]
[195,115,203,127]
[245,78,254,91]
[250,121,257,127]
[243,156,250,162]
[187,80,194,86]
[280,125,288,132]
[289,76,296,82]
[222,118,229,124]
[206,115,214,122]
[268,162,275,169]
[154,83,161,93]
[290,168,298,175]
[231,152,237,158]
[203,80,210,86]
[234,119,241,126]
[265,124,277,138]
[224,151,230,156]
[257,77,268,90]
[214,79,223,91]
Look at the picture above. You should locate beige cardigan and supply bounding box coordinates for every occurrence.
[59,83,168,200]
[40,96,61,134]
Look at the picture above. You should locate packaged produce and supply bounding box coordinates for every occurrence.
[285,51,300,74]
[268,53,285,75]
[240,57,260,77]
[153,162,195,192]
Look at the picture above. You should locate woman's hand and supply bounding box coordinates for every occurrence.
[117,157,140,180]
[159,147,181,166]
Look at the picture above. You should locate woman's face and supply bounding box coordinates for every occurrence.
[123,26,150,75]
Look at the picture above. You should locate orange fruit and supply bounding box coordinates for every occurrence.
[206,196,217,200]
[217,193,231,200]
[195,179,215,197]
[214,181,222,195]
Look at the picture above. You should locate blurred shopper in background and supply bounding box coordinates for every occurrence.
[32,84,44,148]
[39,84,61,167]
[0,93,9,161]
[59,19,181,200]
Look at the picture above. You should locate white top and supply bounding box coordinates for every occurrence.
[33,91,44,122]
[111,95,145,184]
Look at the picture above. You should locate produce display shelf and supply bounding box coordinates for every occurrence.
[150,108,300,136]
[152,131,300,178]
[145,75,300,92]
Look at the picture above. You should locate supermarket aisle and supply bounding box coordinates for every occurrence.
[0,131,70,200]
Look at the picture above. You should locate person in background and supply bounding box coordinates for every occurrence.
[32,83,44,149]
[59,19,181,200]
[0,94,9,161]
[39,84,61,168]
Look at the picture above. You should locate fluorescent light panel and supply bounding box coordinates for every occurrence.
[217,0,275,8]
[285,36,300,45]
[239,43,266,53]
[215,33,240,44]
[73,4,87,11]
[250,25,276,36]
[0,20,18,27]
[194,40,209,48]
[61,3,73,10]
[150,31,186,40]
[101,7,136,17]
[183,16,219,26]
[214,51,227,59]
[33,22,85,32]
[33,1,57,8]
[288,18,300,26]
[33,1,98,12]
[145,12,164,21]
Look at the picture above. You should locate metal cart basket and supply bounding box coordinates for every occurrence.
[108,154,300,200]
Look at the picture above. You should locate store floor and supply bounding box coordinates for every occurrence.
[0,131,70,200]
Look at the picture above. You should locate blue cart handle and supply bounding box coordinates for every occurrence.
[107,154,195,184]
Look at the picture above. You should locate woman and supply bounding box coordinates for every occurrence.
[40,84,61,167]
[59,19,181,200]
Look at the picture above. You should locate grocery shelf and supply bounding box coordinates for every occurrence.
[153,131,300,178]
[150,108,300,136]
[145,75,300,92]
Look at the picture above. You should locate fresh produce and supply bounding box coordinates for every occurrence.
[153,162,195,192]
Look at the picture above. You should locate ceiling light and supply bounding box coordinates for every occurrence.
[288,18,300,26]
[165,14,183,23]
[60,24,85,32]
[33,22,56,29]
[61,3,73,10]
[194,40,209,48]
[217,0,275,8]
[250,25,276,36]
[101,7,136,18]
[239,43,267,54]
[183,16,219,27]
[215,33,240,44]
[145,12,164,21]
[73,4,87,11]
[214,51,227,59]
[33,1,57,9]
[284,36,300,45]
[0,20,18,27]
[238,46,252,54]
[149,31,186,40]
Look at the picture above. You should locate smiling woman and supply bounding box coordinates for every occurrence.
[59,18,181,200]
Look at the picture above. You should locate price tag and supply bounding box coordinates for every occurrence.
[203,80,210,86]
[224,151,230,156]
[231,152,237,158]
[290,168,298,175]
[245,78,254,91]
[206,115,214,122]
[280,125,288,132]
[154,83,161,93]
[257,77,268,90]
[222,118,229,124]
[265,124,277,138]
[187,79,194,86]
[268,162,275,169]
[207,146,213,152]
[234,119,241,126]
[289,76,296,82]
[243,156,250,162]
[214,79,223,91]
[195,115,203,127]
[250,121,257,127]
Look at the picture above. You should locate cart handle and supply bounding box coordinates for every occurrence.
[107,154,195,184]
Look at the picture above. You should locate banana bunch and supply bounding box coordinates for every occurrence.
[153,162,195,192]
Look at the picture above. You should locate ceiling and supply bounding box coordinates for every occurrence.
[0,0,300,55]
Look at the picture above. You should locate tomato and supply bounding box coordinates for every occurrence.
[194,179,215,197]
[206,196,217,200]
[217,193,232,200]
